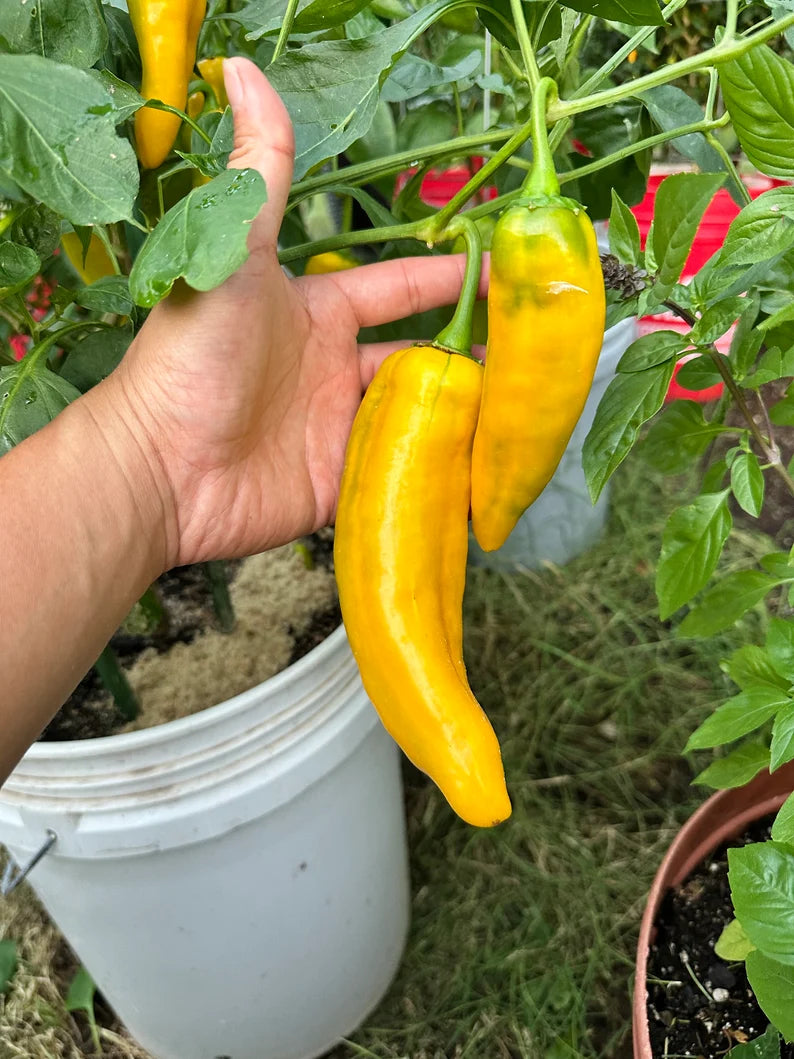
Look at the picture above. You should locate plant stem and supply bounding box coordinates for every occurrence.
[509,0,542,88]
[452,82,465,138]
[271,0,301,64]
[279,218,425,264]
[94,225,122,277]
[429,121,537,233]
[94,645,139,721]
[433,218,483,356]
[137,586,170,637]
[204,561,236,633]
[705,133,751,205]
[13,295,39,344]
[520,77,559,198]
[550,11,794,123]
[725,0,739,41]
[665,300,794,497]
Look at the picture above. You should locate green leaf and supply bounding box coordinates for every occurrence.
[0,358,82,454]
[0,241,39,296]
[725,1025,781,1059]
[686,686,789,751]
[656,491,732,620]
[8,203,60,259]
[583,360,675,502]
[768,619,794,683]
[772,792,794,844]
[690,297,748,345]
[746,952,794,1042]
[382,49,482,103]
[0,0,107,68]
[64,966,101,1054]
[90,68,145,125]
[771,702,794,771]
[74,276,133,317]
[608,189,641,265]
[771,394,794,426]
[558,0,664,25]
[60,324,132,393]
[675,356,724,391]
[727,644,791,693]
[744,345,794,389]
[617,330,687,373]
[718,188,794,268]
[236,0,373,37]
[642,400,723,474]
[720,45,794,178]
[641,84,727,177]
[314,184,397,229]
[0,939,17,994]
[732,452,765,517]
[715,917,756,961]
[129,168,266,308]
[177,107,234,178]
[0,55,138,225]
[694,742,771,788]
[679,570,782,637]
[730,843,794,967]
[651,173,726,301]
[266,0,459,180]
[731,291,763,380]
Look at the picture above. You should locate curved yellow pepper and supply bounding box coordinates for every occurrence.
[335,345,511,828]
[197,57,229,109]
[130,0,207,169]
[471,203,606,552]
[61,231,116,285]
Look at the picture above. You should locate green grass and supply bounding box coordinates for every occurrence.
[1,452,771,1059]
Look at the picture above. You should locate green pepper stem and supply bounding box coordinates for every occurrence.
[520,77,559,199]
[433,218,483,357]
[509,0,543,88]
[204,560,236,633]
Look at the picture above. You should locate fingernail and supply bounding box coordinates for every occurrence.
[223,58,244,109]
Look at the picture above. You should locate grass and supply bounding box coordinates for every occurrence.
[0,452,772,1059]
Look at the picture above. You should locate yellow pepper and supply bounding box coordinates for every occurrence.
[130,0,207,169]
[197,57,229,109]
[471,78,606,552]
[304,251,359,275]
[61,231,116,285]
[335,345,511,828]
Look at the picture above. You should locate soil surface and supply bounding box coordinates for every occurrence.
[647,816,791,1058]
[42,529,340,741]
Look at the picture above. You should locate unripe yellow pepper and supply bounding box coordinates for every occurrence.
[471,77,606,552]
[197,57,229,109]
[304,251,358,275]
[335,345,511,828]
[130,0,207,169]
[61,231,116,285]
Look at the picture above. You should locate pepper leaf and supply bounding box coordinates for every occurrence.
[0,359,82,455]
[771,702,794,772]
[730,843,794,968]
[0,241,40,297]
[0,0,108,69]
[724,1024,781,1058]
[767,619,794,683]
[651,172,726,301]
[732,452,765,517]
[129,168,266,308]
[583,359,675,502]
[656,491,732,620]
[235,0,373,37]
[558,0,664,25]
[641,84,727,179]
[617,330,687,372]
[0,54,138,225]
[720,45,794,178]
[608,189,642,265]
[772,792,794,844]
[715,918,756,962]
[693,742,771,788]
[679,569,782,637]
[686,687,790,751]
[642,401,724,474]
[745,953,794,1044]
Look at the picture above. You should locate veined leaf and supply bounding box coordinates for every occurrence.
[656,491,732,620]
[720,46,794,178]
[686,687,789,751]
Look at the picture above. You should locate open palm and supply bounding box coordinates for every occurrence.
[114,57,479,567]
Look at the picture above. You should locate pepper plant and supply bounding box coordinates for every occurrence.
[4,0,794,1045]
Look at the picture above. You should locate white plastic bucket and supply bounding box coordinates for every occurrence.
[0,624,410,1059]
[468,314,638,571]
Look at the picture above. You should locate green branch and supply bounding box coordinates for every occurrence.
[434,217,483,356]
[509,0,542,88]
[271,0,301,63]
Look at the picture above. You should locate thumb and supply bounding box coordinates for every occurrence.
[223,57,295,250]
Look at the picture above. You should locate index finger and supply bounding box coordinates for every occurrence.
[303,251,491,328]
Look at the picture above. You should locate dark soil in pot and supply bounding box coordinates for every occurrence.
[647,815,792,1058]
[42,529,340,741]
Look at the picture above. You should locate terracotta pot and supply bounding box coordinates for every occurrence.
[632,760,794,1058]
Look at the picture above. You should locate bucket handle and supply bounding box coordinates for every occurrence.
[1,830,57,896]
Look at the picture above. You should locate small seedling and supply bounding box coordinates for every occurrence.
[65,965,102,1054]
[0,938,17,994]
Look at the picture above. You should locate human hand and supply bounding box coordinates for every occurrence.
[94,57,486,570]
